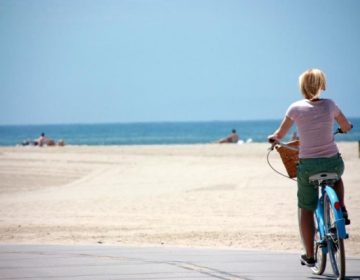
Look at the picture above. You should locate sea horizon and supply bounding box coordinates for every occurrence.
[0,118,359,146]
[0,118,289,127]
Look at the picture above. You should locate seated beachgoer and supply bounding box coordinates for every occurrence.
[291,131,299,141]
[57,139,65,146]
[33,133,65,146]
[34,132,48,146]
[47,139,56,146]
[217,129,240,143]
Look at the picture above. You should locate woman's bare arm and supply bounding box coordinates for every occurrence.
[268,116,294,141]
[335,111,352,133]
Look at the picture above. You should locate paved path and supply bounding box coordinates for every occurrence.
[0,245,360,280]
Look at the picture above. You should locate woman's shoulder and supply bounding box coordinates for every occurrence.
[289,99,309,107]
[286,99,308,117]
[291,98,335,105]
[321,98,335,103]
[319,98,337,107]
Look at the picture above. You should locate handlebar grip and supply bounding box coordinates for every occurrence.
[337,124,353,134]
[337,128,344,134]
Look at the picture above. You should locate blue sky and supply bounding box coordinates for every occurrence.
[1,0,359,125]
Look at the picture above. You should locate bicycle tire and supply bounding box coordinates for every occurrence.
[311,214,326,275]
[324,193,346,280]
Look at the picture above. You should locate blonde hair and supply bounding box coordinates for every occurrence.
[298,69,327,100]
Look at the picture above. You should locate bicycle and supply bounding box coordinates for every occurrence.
[308,171,347,280]
[267,129,349,280]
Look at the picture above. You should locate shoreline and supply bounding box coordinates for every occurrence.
[1,143,359,256]
[2,139,360,146]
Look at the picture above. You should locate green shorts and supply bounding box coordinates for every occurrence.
[296,154,344,211]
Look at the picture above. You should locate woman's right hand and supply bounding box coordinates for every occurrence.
[267,135,278,143]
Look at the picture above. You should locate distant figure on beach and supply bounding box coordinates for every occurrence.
[217,129,239,144]
[22,132,65,147]
[36,132,50,146]
[291,131,299,141]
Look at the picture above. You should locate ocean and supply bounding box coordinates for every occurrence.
[0,119,359,146]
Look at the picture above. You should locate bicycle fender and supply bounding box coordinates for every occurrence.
[325,186,348,239]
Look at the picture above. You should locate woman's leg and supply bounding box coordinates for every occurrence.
[333,178,350,224]
[333,178,344,207]
[300,208,315,257]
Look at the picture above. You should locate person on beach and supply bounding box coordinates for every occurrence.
[34,132,58,146]
[291,131,299,141]
[36,132,48,146]
[22,133,65,147]
[267,69,352,267]
[217,129,239,143]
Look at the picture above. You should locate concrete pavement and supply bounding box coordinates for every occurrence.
[0,245,360,280]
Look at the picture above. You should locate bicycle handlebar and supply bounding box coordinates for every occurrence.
[267,125,353,181]
[335,124,353,135]
[268,140,299,151]
[269,125,354,151]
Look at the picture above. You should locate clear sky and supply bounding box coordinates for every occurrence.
[1,0,359,125]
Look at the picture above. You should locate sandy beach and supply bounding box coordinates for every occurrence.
[0,143,359,256]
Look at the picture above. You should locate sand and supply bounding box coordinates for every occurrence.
[0,143,359,256]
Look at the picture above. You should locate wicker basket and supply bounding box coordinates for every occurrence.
[275,140,300,178]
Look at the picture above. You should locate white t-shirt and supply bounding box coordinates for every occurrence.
[286,98,341,158]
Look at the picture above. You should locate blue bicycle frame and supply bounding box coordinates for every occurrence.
[315,185,348,255]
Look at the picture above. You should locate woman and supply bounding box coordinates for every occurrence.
[268,69,352,266]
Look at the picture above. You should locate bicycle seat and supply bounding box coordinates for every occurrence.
[309,172,339,186]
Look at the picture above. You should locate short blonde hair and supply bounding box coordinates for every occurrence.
[298,69,326,100]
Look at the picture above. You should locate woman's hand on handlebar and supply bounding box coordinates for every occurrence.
[267,135,279,150]
[336,124,353,134]
[267,135,278,144]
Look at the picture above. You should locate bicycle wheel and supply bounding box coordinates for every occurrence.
[324,193,346,280]
[311,213,326,275]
